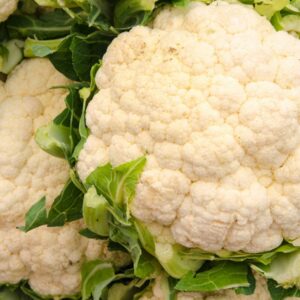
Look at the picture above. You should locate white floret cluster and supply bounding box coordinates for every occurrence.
[77,1,300,253]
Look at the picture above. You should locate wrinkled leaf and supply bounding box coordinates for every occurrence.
[175,262,249,292]
[70,32,110,82]
[109,222,143,277]
[114,0,157,29]
[19,180,83,231]
[47,180,84,226]
[7,10,73,39]
[81,260,115,300]
[49,35,78,81]
[86,157,146,217]
[180,242,300,265]
[18,197,47,232]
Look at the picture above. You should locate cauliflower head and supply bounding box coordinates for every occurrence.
[0,58,129,296]
[77,1,300,254]
[0,0,18,22]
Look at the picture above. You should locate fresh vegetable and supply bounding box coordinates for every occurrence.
[3,0,300,299]
[74,1,300,298]
[77,1,300,253]
[0,58,129,296]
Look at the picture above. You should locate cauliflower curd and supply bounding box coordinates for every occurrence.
[0,59,105,295]
[77,2,300,254]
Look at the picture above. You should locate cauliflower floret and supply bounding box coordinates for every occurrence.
[77,1,300,253]
[0,58,129,296]
[0,0,18,22]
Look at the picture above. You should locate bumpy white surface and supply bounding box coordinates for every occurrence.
[77,2,300,253]
[0,59,108,296]
[0,0,18,22]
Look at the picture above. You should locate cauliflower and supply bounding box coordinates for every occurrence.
[0,0,18,22]
[77,1,300,254]
[0,58,129,296]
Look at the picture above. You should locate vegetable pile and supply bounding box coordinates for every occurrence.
[2,0,300,300]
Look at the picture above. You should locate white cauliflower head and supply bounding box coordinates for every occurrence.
[77,1,300,253]
[0,58,129,296]
[0,0,18,22]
